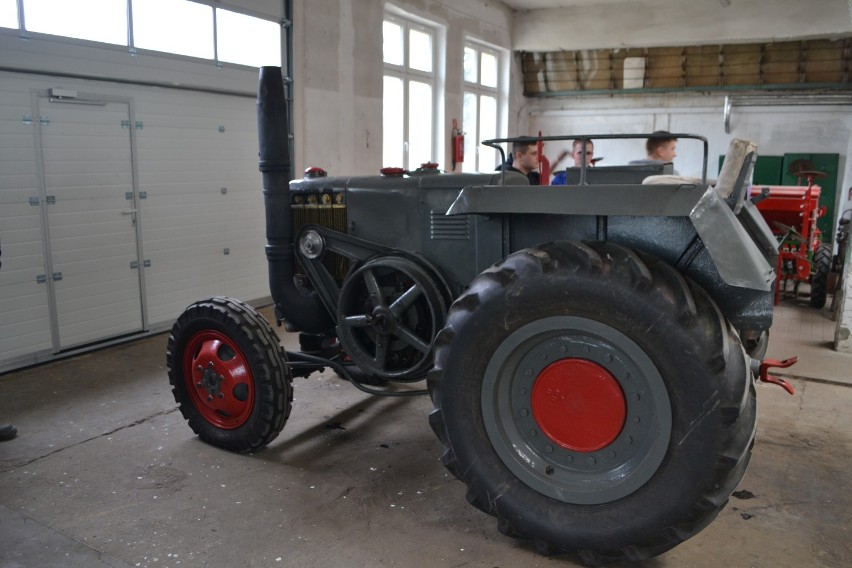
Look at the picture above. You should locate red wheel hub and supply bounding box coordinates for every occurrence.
[183,331,254,429]
[531,358,626,452]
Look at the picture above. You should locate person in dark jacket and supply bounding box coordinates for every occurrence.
[497,137,541,184]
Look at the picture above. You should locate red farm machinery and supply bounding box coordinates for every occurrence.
[750,165,832,307]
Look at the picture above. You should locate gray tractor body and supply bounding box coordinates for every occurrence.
[286,162,777,336]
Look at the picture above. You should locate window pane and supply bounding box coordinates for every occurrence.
[462,92,477,173]
[217,10,281,67]
[408,29,432,72]
[383,21,403,65]
[479,95,498,170]
[481,52,498,88]
[0,0,17,29]
[26,0,126,45]
[383,76,404,168]
[133,0,214,59]
[408,81,433,167]
[463,46,477,83]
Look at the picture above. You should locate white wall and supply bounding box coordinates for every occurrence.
[292,0,516,176]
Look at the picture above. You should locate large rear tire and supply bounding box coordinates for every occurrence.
[166,297,292,453]
[809,243,832,308]
[428,242,756,564]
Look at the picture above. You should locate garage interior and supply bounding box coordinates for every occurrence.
[1,1,851,567]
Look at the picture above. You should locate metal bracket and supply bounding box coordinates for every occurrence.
[22,115,33,125]
[52,272,62,281]
[754,356,798,395]
[39,116,50,126]
[143,259,151,267]
[45,195,56,204]
[29,197,40,206]
[36,274,47,284]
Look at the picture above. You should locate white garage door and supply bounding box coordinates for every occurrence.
[36,95,144,350]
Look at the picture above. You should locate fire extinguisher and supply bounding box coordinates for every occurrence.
[451,119,464,170]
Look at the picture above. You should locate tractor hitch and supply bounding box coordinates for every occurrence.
[751,357,798,395]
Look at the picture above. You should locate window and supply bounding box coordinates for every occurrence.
[217,9,281,67]
[463,43,503,172]
[25,0,126,45]
[6,1,282,69]
[132,0,214,60]
[382,15,438,170]
[0,0,17,29]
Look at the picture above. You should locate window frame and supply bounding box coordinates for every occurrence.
[3,0,282,69]
[382,12,440,170]
[462,39,507,173]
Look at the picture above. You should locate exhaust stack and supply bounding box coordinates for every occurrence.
[257,66,332,333]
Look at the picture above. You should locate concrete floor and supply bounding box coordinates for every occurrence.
[1,300,851,568]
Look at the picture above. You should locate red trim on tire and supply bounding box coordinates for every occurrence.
[531,358,626,452]
[183,330,255,430]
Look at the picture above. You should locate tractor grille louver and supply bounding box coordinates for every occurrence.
[291,189,348,282]
[430,212,470,240]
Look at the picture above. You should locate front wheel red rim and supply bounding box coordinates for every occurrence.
[183,330,255,429]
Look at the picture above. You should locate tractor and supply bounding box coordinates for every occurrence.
[166,67,795,564]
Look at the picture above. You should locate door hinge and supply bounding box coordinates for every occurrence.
[52,272,62,281]
[39,116,50,126]
[36,274,47,284]
[135,121,144,130]
[143,259,151,267]
[22,115,33,125]
[130,260,138,269]
[29,197,40,206]
[121,120,131,129]
[45,195,56,204]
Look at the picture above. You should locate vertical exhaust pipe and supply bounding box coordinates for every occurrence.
[258,66,332,333]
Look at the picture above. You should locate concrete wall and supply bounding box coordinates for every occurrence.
[511,0,852,51]
[292,0,516,176]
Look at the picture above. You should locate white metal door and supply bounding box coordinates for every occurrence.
[37,95,143,350]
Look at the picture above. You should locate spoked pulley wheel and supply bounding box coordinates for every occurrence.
[336,256,448,379]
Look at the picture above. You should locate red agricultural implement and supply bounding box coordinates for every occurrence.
[750,169,831,307]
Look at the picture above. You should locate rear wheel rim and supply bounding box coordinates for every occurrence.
[183,330,255,429]
[531,358,627,452]
[481,316,671,505]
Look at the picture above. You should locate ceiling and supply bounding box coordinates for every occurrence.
[502,0,852,52]
[503,0,653,8]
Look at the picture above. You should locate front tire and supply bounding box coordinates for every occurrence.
[428,242,755,564]
[166,297,292,453]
